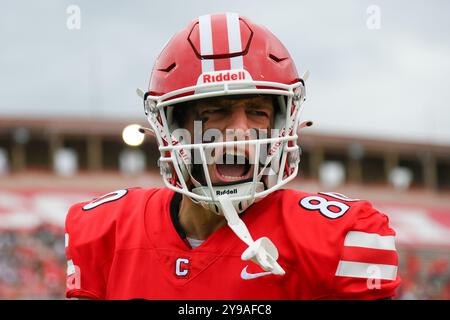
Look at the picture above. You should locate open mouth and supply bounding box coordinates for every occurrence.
[215,153,252,182]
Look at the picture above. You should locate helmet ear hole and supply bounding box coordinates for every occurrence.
[273,96,287,132]
[170,101,196,129]
[165,106,177,131]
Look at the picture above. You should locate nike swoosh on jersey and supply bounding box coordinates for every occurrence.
[240,266,272,280]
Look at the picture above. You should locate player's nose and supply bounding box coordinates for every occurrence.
[225,106,250,132]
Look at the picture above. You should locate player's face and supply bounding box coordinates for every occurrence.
[183,95,274,185]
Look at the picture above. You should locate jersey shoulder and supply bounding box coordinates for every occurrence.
[66,187,159,239]
[277,189,400,299]
[279,189,388,227]
[65,187,165,299]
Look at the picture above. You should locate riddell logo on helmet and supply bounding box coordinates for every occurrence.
[216,189,238,196]
[200,70,247,84]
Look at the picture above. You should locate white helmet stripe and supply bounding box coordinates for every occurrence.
[226,12,243,70]
[198,14,215,73]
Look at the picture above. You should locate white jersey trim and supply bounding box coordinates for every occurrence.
[335,260,398,280]
[344,231,396,251]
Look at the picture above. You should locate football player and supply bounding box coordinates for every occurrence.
[65,12,401,299]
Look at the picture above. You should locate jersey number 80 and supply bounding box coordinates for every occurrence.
[299,192,359,219]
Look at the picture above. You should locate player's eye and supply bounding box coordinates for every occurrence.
[248,109,270,118]
[200,107,227,118]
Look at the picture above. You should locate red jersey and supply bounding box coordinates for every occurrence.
[65,187,401,299]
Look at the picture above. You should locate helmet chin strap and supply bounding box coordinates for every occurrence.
[218,194,285,276]
[191,181,265,215]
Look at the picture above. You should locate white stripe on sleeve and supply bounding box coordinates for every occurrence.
[67,259,75,276]
[65,233,69,248]
[344,231,396,251]
[335,261,398,280]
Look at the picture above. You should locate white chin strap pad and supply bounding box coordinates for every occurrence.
[218,194,285,276]
[191,181,265,215]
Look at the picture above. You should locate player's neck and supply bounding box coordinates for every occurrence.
[178,195,227,240]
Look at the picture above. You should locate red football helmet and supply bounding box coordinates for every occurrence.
[138,12,308,215]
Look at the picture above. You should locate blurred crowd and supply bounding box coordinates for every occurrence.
[397,250,450,300]
[0,225,65,299]
[0,226,449,299]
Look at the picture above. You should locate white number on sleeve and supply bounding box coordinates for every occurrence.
[300,195,350,219]
[82,189,128,211]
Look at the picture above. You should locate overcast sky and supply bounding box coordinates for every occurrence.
[1,0,450,145]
